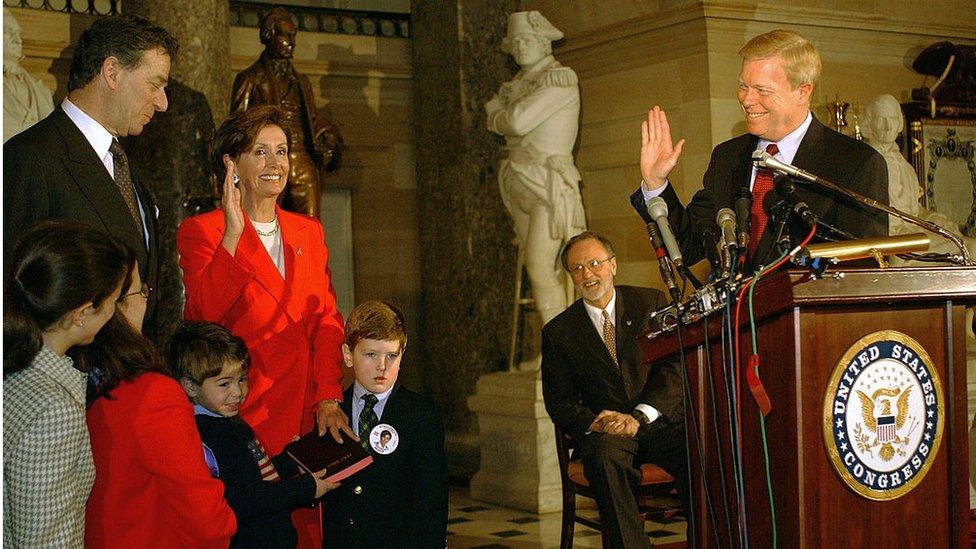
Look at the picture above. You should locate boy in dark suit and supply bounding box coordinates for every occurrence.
[322,301,448,548]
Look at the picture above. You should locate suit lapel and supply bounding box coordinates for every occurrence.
[342,387,354,418]
[732,135,759,207]
[381,384,404,423]
[236,214,288,307]
[279,210,309,324]
[52,110,148,257]
[569,298,620,378]
[792,115,825,169]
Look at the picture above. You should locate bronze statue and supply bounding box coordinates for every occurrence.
[231,7,341,217]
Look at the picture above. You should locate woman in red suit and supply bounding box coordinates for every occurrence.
[177,106,351,548]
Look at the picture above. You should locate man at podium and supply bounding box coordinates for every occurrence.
[541,231,686,549]
[630,29,889,268]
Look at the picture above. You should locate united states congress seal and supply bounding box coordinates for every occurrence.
[822,330,944,500]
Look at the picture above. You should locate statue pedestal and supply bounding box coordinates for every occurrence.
[467,369,561,513]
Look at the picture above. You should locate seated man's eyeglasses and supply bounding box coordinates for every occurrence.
[569,256,614,276]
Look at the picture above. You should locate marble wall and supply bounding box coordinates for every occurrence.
[410,0,521,477]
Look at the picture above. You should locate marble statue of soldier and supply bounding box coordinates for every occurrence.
[861,93,974,256]
[486,11,586,367]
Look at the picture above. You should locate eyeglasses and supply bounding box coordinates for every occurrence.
[120,282,152,301]
[568,256,615,276]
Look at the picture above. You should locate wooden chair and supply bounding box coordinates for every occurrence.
[554,425,680,548]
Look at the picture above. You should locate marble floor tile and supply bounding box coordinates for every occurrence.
[447,486,687,548]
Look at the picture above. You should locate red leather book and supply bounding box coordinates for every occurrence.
[284,431,374,483]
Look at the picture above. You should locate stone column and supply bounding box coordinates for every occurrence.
[411,2,519,476]
[413,4,562,512]
[121,0,230,346]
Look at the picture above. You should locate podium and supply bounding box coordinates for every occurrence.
[639,267,976,547]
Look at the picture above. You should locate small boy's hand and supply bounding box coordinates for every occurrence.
[311,468,339,498]
[316,399,357,443]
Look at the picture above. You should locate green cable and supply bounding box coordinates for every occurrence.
[747,250,788,549]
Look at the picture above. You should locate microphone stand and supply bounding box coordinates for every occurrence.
[753,150,974,265]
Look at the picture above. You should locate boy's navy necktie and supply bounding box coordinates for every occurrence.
[359,393,379,444]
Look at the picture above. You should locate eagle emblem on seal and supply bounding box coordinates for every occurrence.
[853,386,915,461]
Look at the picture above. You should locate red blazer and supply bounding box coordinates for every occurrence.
[86,373,236,548]
[176,207,345,456]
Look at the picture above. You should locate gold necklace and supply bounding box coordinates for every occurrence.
[253,215,279,237]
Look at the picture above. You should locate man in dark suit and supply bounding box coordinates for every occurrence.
[542,231,686,549]
[323,300,448,548]
[631,29,888,268]
[4,15,178,339]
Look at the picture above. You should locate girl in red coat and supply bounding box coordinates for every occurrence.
[83,263,236,548]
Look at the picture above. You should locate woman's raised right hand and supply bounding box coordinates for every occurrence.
[220,156,245,255]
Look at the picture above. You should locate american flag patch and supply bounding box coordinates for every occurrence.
[246,438,280,482]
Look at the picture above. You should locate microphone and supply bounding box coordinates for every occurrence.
[715,208,737,277]
[694,219,723,276]
[763,186,792,253]
[646,220,682,303]
[733,186,753,251]
[751,150,817,183]
[646,197,684,268]
[753,150,973,265]
[773,173,817,226]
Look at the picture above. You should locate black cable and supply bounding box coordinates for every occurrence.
[674,321,720,547]
[723,300,745,546]
[702,313,735,548]
[679,264,703,289]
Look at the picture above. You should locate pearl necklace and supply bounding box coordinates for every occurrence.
[253,215,280,237]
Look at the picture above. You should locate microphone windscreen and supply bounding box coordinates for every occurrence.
[733,185,753,205]
[716,207,735,228]
[773,172,796,195]
[647,196,669,220]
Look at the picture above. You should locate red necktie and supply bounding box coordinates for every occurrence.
[748,143,780,257]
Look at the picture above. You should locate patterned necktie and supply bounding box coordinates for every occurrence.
[359,393,379,442]
[602,310,617,364]
[748,143,780,258]
[109,140,143,232]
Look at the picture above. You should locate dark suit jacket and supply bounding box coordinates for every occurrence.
[630,115,889,267]
[3,107,160,335]
[323,384,448,549]
[541,285,683,444]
